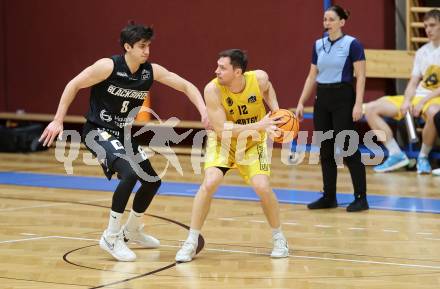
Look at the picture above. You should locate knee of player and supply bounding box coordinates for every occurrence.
[152,178,162,190]
[139,175,161,188]
[424,106,440,119]
[363,102,379,118]
[119,169,139,183]
[201,181,217,195]
[201,176,221,194]
[253,182,271,196]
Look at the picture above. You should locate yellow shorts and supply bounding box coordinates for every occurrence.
[383,95,440,120]
[204,131,270,183]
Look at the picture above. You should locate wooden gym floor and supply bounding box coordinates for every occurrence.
[0,148,439,289]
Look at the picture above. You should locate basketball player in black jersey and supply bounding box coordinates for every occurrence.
[39,23,209,262]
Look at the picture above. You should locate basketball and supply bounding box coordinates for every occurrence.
[270,109,299,143]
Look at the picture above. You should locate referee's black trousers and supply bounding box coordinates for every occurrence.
[313,84,367,198]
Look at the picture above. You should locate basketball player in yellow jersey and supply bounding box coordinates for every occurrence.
[176,49,289,262]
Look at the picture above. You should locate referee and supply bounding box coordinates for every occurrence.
[295,5,369,212]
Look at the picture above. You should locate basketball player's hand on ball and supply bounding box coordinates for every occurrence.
[267,125,282,139]
[39,120,63,147]
[260,112,282,136]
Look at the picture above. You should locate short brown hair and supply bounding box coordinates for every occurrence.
[218,49,248,72]
[424,9,440,22]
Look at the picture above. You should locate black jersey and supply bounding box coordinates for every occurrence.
[85,55,154,130]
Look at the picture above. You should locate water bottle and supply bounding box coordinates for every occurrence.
[404,111,419,143]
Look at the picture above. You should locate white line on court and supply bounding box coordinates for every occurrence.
[383,229,399,233]
[2,235,440,270]
[0,197,109,212]
[166,244,440,270]
[0,203,69,212]
[315,224,332,228]
[0,236,53,244]
[348,227,366,231]
[218,218,236,221]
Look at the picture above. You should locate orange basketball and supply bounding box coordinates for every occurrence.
[269,109,300,143]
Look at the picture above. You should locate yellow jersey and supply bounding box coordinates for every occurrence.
[212,70,266,126]
[205,71,270,179]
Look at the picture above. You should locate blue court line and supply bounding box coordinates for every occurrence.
[0,171,439,214]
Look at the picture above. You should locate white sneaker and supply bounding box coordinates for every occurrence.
[175,240,197,263]
[99,230,136,261]
[122,224,160,248]
[433,168,440,176]
[271,233,289,258]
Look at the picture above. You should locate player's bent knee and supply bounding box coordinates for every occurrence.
[120,169,138,183]
[149,178,162,192]
[201,176,221,194]
[425,106,440,119]
[365,102,385,118]
[363,102,375,115]
[251,177,271,197]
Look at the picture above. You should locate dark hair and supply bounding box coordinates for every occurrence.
[326,5,350,20]
[424,9,440,22]
[218,49,248,72]
[120,21,154,50]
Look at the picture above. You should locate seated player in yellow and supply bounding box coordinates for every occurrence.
[364,9,440,174]
[175,49,289,262]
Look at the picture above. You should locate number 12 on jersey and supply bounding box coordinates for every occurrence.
[238,105,248,115]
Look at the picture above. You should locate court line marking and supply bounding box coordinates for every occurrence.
[2,235,440,270]
[315,224,332,228]
[0,203,70,212]
[0,197,109,212]
[283,222,298,226]
[0,236,53,244]
[213,218,435,239]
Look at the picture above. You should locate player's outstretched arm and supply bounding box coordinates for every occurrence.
[152,64,210,129]
[39,58,113,147]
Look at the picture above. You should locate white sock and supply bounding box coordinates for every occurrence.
[187,228,200,244]
[272,227,284,238]
[419,144,432,158]
[125,209,144,232]
[107,210,123,234]
[384,139,402,156]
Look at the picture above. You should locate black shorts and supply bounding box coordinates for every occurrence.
[81,122,153,180]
